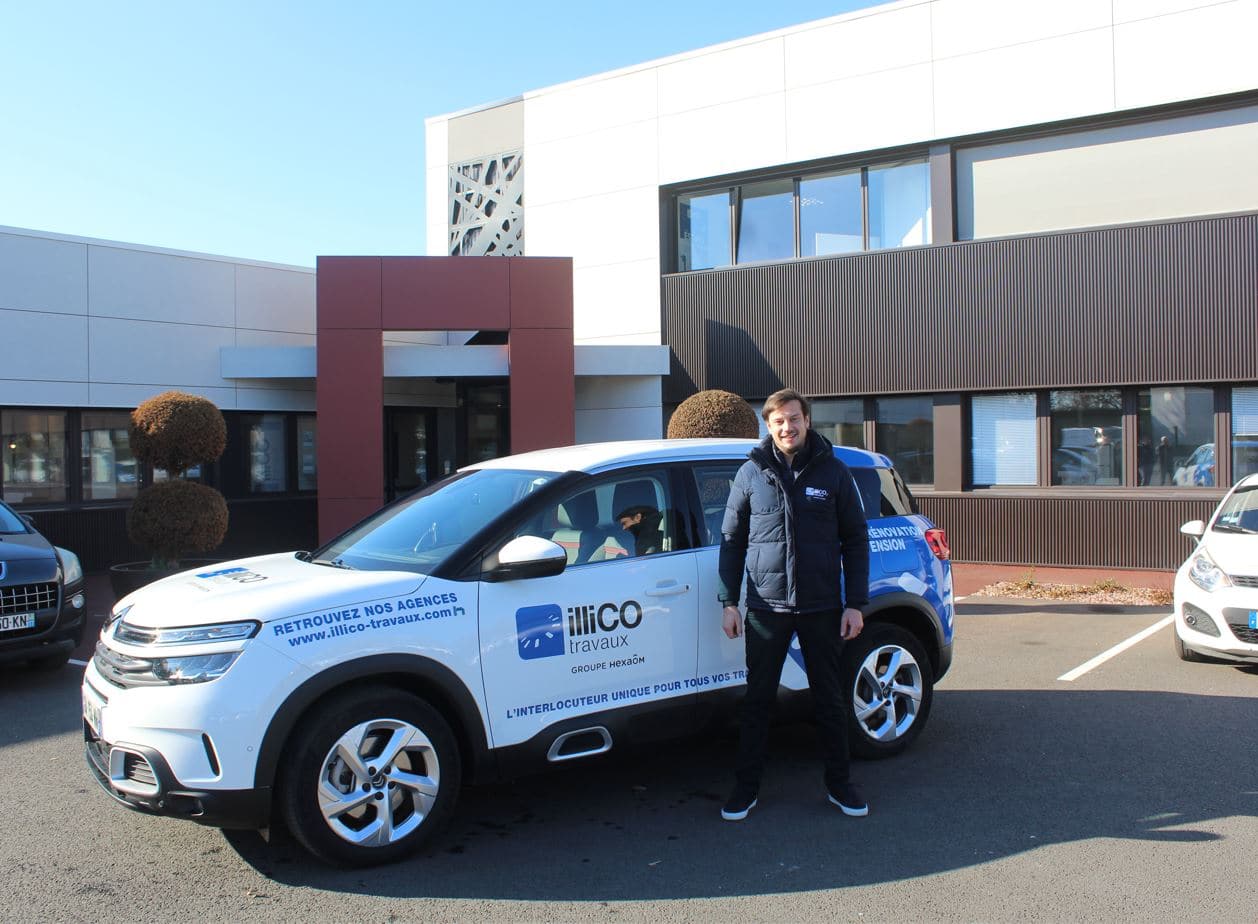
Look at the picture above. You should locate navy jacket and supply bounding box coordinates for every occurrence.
[717,432,870,613]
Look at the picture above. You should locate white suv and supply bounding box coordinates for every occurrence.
[84,439,953,866]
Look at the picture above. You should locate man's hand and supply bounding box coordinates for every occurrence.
[722,605,743,639]
[840,607,864,641]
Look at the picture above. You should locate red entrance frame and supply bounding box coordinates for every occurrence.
[315,256,574,542]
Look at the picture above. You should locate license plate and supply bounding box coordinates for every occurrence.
[0,612,36,633]
[83,686,105,738]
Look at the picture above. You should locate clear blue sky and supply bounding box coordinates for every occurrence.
[1,1,882,267]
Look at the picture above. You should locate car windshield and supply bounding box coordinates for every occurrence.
[314,468,560,573]
[1212,485,1258,534]
[0,504,28,534]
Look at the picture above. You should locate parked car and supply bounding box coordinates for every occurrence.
[1053,448,1099,485]
[1173,442,1216,487]
[1173,472,1258,663]
[83,439,954,866]
[0,500,87,669]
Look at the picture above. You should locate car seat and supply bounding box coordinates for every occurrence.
[612,479,666,554]
[550,490,628,564]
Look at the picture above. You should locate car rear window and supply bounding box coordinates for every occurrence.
[851,467,918,520]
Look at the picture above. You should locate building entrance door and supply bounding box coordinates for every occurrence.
[385,408,436,502]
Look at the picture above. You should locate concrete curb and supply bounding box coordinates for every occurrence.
[956,595,1173,616]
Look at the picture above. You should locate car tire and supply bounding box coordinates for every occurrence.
[279,686,460,867]
[1173,628,1205,663]
[841,623,934,760]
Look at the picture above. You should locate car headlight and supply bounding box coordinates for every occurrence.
[55,547,83,585]
[150,652,243,684]
[114,620,260,646]
[1188,548,1230,593]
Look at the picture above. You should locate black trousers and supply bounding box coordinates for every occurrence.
[735,608,851,791]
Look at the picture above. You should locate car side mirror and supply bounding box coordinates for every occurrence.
[1180,520,1206,540]
[485,535,567,582]
[19,514,33,527]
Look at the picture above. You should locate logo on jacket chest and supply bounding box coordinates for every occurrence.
[804,486,830,502]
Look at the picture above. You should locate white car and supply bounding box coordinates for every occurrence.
[1173,472,1258,662]
[83,439,954,866]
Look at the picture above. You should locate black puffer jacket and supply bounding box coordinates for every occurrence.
[717,432,870,614]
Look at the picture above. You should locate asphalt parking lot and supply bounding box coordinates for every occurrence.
[2,604,1255,923]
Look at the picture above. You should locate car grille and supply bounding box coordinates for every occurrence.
[1232,575,1258,589]
[0,581,57,616]
[122,751,158,789]
[1232,627,1258,643]
[92,640,163,688]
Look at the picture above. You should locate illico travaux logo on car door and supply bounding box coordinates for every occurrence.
[515,600,645,660]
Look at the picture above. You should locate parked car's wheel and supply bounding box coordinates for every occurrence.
[279,687,460,867]
[842,623,933,759]
[1173,628,1206,662]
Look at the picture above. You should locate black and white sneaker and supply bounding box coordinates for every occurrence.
[721,786,759,821]
[827,783,869,817]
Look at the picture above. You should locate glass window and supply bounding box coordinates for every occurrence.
[248,414,289,493]
[1050,389,1124,486]
[466,385,507,464]
[868,159,930,250]
[513,469,681,565]
[692,462,742,546]
[735,179,794,264]
[677,191,730,271]
[1234,387,1258,481]
[2,410,68,504]
[297,415,317,491]
[318,469,559,575]
[972,393,1036,486]
[875,396,933,484]
[799,170,862,257]
[81,411,138,501]
[812,398,865,449]
[1136,386,1214,487]
[850,467,917,520]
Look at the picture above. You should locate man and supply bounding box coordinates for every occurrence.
[717,388,870,821]
[616,504,663,556]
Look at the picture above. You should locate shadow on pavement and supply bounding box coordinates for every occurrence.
[222,686,1258,900]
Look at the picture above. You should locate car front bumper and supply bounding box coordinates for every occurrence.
[1173,572,1258,662]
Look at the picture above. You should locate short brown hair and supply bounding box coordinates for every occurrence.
[761,388,811,421]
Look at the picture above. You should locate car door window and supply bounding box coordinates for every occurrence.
[512,469,683,564]
[691,463,743,546]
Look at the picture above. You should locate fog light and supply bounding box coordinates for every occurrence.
[1183,602,1220,637]
[70,593,85,610]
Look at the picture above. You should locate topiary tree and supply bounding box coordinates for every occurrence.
[126,391,228,568]
[666,389,759,439]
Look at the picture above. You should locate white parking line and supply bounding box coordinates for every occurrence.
[1057,614,1174,682]
[69,658,89,667]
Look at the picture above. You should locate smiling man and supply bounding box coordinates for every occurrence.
[717,388,870,821]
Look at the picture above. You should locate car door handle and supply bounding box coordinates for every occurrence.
[645,581,691,597]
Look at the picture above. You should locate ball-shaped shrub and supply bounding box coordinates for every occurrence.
[131,391,226,475]
[126,480,229,567]
[667,389,759,439]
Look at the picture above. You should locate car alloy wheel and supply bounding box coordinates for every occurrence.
[280,687,460,866]
[842,623,934,759]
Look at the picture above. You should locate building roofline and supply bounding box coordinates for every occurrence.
[0,223,316,273]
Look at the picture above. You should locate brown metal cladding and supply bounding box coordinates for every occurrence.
[661,213,1258,403]
[916,493,1219,570]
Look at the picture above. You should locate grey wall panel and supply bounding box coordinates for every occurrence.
[662,213,1258,403]
[916,493,1218,570]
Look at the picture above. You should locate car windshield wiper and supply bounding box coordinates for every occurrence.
[312,557,356,570]
[1211,523,1257,534]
